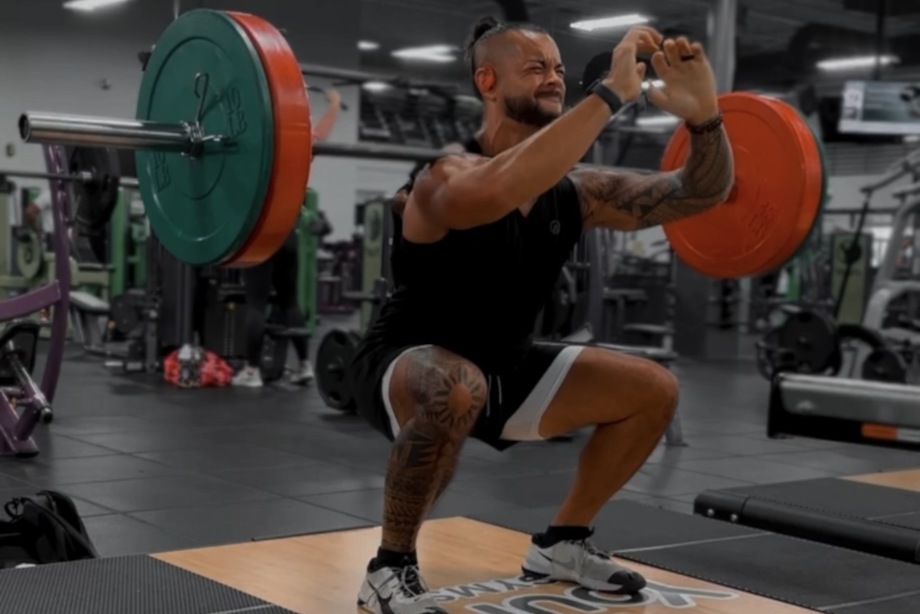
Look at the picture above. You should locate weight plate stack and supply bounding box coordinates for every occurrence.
[316,329,361,412]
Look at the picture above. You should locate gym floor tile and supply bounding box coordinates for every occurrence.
[301,486,520,524]
[460,439,583,469]
[82,514,191,557]
[69,427,244,454]
[42,415,163,437]
[0,472,37,490]
[643,443,738,465]
[29,432,121,459]
[0,488,130,523]
[675,456,839,483]
[72,497,117,518]
[130,498,371,548]
[450,455,551,481]
[680,419,765,435]
[135,445,321,474]
[217,460,387,497]
[676,433,813,456]
[58,473,279,513]
[449,471,585,508]
[623,465,754,497]
[0,454,184,486]
[630,495,696,515]
[760,449,920,474]
[209,422,360,447]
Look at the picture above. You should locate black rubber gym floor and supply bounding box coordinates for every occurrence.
[0,316,918,558]
[0,555,296,614]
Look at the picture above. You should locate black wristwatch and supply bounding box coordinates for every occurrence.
[587,79,623,115]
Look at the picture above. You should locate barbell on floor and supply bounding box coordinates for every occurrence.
[17,8,829,279]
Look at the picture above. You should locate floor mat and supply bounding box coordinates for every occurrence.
[697,477,920,561]
[473,500,763,551]
[718,478,920,519]
[877,512,920,530]
[0,555,293,614]
[475,501,920,613]
[828,591,920,614]
[619,533,920,613]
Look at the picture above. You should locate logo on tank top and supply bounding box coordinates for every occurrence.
[549,220,561,235]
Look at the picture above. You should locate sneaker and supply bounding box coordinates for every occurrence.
[289,361,314,386]
[522,531,646,593]
[231,367,263,388]
[357,559,446,613]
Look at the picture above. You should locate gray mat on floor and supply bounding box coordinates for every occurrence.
[473,500,763,550]
[0,555,294,614]
[830,591,920,614]
[878,512,920,530]
[721,478,920,521]
[474,501,920,613]
[619,533,920,613]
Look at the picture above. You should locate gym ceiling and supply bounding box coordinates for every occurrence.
[357,0,920,96]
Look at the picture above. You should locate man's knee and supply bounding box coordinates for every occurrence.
[391,348,488,435]
[645,363,679,428]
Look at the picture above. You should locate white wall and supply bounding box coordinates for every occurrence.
[0,0,365,241]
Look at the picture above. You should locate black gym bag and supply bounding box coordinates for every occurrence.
[0,490,99,569]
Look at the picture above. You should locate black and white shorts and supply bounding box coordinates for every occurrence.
[351,342,584,451]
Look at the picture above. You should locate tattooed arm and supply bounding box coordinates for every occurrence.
[571,123,734,231]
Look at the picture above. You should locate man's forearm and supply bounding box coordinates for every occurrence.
[614,124,733,228]
[486,94,615,207]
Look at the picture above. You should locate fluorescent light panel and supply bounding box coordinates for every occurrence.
[817,55,899,71]
[358,40,380,51]
[362,81,391,92]
[391,44,457,62]
[63,0,129,11]
[571,13,649,32]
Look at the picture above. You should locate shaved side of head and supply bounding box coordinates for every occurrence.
[465,16,550,100]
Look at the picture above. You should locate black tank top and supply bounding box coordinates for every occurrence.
[363,138,583,373]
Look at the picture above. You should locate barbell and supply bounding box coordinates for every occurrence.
[17,8,828,278]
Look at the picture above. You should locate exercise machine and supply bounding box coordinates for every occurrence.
[259,192,322,382]
[756,150,920,384]
[0,145,73,458]
[315,196,391,410]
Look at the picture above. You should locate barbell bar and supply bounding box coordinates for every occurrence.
[14,8,829,279]
[0,167,136,189]
[19,113,467,165]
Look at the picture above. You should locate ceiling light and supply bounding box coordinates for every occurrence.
[358,41,380,51]
[362,81,391,92]
[636,115,679,128]
[391,44,457,63]
[63,0,130,11]
[570,14,649,32]
[817,55,899,71]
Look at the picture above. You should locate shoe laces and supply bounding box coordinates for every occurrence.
[567,534,610,561]
[393,564,427,598]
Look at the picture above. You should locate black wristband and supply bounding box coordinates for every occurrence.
[587,80,623,115]
[686,112,724,134]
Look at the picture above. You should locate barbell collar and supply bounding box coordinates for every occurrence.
[19,112,194,153]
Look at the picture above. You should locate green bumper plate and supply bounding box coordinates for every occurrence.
[798,110,829,258]
[136,9,274,266]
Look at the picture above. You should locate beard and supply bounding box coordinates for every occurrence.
[503,93,561,127]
